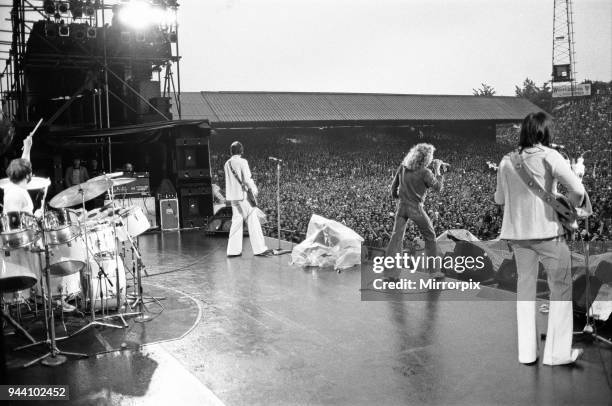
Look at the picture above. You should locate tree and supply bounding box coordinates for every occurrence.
[472,83,496,96]
[514,78,551,110]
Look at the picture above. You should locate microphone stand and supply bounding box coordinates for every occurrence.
[574,215,612,346]
[271,159,291,256]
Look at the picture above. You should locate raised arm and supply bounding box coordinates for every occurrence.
[21,134,32,161]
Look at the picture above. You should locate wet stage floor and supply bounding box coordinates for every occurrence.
[5,230,612,405]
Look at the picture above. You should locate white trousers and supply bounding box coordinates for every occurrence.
[512,239,573,365]
[227,200,267,256]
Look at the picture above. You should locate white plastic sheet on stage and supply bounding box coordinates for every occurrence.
[290,214,364,270]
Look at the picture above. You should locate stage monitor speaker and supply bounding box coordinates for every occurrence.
[159,198,179,230]
[179,183,212,228]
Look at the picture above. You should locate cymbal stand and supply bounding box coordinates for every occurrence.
[124,234,151,322]
[68,186,124,337]
[107,185,140,323]
[17,224,87,367]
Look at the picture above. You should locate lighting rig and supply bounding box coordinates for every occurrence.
[0,0,182,142]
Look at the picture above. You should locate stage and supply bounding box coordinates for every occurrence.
[5,231,612,406]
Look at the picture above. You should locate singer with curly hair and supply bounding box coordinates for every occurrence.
[386,142,446,279]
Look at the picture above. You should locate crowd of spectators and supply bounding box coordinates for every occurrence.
[210,88,611,248]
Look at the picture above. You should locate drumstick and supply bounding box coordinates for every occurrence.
[21,118,44,151]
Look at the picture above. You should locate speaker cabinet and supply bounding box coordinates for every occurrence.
[159,198,179,230]
[175,137,210,181]
[178,183,213,228]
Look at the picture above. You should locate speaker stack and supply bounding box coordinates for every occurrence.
[174,132,213,228]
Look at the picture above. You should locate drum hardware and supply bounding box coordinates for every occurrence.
[123,234,165,322]
[15,229,87,368]
[105,179,140,322]
[64,182,127,338]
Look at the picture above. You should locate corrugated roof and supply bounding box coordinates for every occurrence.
[172,91,543,127]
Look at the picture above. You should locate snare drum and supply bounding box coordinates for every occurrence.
[118,206,150,241]
[82,255,126,310]
[85,223,116,256]
[0,212,40,250]
[43,208,81,245]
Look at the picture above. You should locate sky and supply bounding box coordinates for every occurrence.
[177,0,612,95]
[0,0,609,96]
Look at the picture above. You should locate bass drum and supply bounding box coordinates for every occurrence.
[81,255,127,311]
[34,272,81,299]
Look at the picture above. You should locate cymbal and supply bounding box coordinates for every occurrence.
[49,178,112,208]
[0,176,51,190]
[111,178,135,187]
[88,172,124,183]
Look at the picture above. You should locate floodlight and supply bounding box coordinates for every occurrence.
[59,21,69,36]
[58,2,69,13]
[117,1,175,30]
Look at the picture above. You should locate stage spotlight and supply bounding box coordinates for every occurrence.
[86,27,97,38]
[43,0,55,15]
[59,21,69,36]
[118,1,174,30]
[58,2,69,13]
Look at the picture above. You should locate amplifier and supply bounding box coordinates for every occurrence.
[159,198,180,230]
[113,172,151,196]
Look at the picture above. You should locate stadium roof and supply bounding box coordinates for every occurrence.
[173,91,543,128]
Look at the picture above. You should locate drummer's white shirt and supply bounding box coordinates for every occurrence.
[3,182,34,214]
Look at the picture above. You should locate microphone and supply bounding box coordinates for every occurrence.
[550,143,566,150]
[268,157,283,162]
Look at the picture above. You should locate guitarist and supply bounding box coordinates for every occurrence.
[224,141,271,257]
[494,112,586,366]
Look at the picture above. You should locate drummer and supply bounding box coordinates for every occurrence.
[3,134,37,214]
[3,136,76,312]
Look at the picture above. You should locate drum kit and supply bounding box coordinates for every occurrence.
[0,172,152,367]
